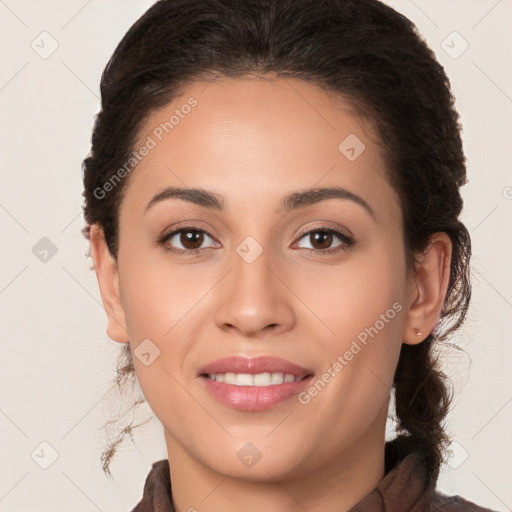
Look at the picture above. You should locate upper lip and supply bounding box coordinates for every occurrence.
[198,356,314,377]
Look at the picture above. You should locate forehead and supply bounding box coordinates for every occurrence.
[120,76,401,226]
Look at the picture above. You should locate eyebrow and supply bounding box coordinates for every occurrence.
[145,185,376,219]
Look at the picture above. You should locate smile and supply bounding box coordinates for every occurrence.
[204,372,308,386]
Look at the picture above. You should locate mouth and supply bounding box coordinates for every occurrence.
[198,373,315,412]
[196,355,315,411]
[198,355,314,412]
[197,354,314,379]
[200,372,312,386]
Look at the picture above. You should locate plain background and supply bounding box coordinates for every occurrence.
[0,1,511,510]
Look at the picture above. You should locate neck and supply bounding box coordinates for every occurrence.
[164,419,387,512]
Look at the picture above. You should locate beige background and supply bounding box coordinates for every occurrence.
[0,0,511,510]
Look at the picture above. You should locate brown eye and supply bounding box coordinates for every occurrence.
[159,227,218,255]
[309,231,333,250]
[179,230,204,250]
[294,228,353,254]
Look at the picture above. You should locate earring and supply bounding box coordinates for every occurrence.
[414,327,423,337]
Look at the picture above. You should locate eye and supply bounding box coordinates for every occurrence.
[158,225,354,257]
[293,227,354,254]
[158,226,219,256]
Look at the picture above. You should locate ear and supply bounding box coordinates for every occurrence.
[89,224,129,344]
[402,232,452,345]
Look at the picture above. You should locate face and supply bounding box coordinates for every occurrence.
[99,76,426,481]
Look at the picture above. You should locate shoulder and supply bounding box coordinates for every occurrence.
[382,438,499,512]
[130,459,173,512]
[429,490,500,511]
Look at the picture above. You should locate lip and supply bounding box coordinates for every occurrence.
[197,356,315,412]
[197,355,314,378]
[199,375,314,411]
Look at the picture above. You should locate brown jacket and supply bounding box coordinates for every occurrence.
[131,441,497,511]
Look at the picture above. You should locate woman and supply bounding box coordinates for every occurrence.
[81,0,498,510]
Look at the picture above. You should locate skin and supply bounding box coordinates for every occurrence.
[89,75,452,512]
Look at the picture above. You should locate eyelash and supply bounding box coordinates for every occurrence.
[157,224,355,257]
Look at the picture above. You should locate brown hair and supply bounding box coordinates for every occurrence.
[82,0,471,485]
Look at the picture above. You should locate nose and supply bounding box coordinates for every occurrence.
[214,245,296,338]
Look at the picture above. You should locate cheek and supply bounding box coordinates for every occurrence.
[300,250,405,340]
[118,255,217,398]
[119,250,213,339]
[306,244,406,393]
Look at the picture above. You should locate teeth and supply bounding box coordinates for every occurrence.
[206,372,304,386]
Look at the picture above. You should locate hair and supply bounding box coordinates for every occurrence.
[81,0,471,486]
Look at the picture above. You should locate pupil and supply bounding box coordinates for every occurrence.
[182,230,203,249]
[312,231,331,249]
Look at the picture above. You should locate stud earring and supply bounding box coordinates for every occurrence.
[414,327,423,337]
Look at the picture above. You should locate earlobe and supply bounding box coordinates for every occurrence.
[402,232,452,346]
[89,224,130,344]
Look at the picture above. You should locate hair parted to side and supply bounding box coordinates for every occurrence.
[82,0,471,484]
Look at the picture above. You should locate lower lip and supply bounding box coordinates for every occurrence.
[198,375,314,412]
